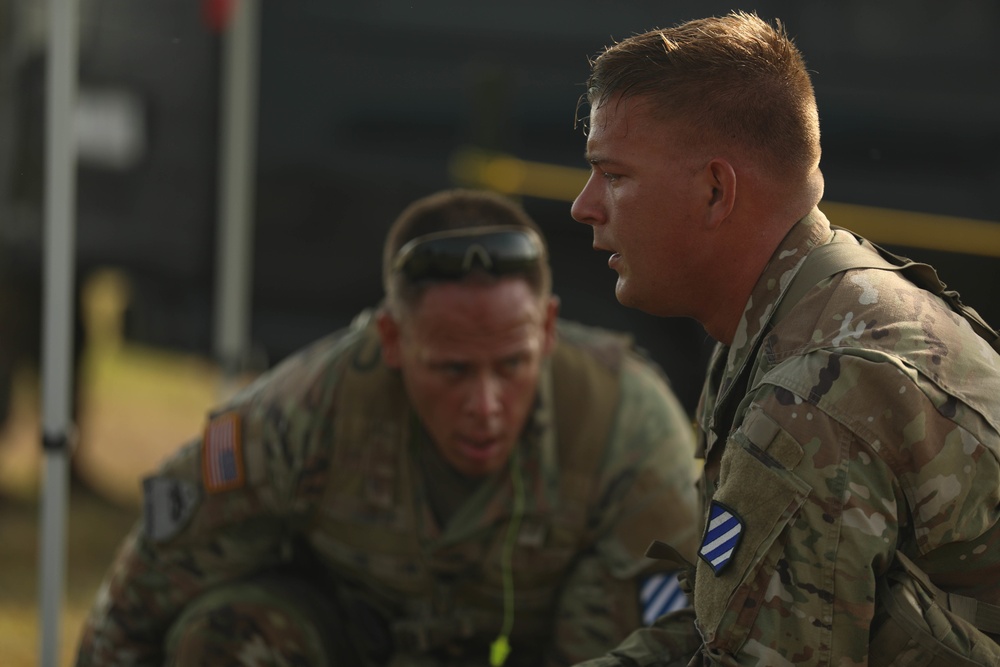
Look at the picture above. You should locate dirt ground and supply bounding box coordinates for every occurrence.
[0,271,245,666]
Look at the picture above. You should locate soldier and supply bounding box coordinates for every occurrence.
[75,189,702,666]
[570,11,1000,667]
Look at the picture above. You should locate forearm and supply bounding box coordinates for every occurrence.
[76,528,176,666]
[76,511,288,665]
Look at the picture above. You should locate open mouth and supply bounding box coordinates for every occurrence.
[593,242,620,268]
[457,436,503,462]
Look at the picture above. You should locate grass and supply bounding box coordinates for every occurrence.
[0,344,224,666]
[0,269,243,666]
[0,488,138,666]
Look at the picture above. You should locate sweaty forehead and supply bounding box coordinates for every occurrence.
[403,280,547,355]
[585,96,663,152]
[587,97,703,164]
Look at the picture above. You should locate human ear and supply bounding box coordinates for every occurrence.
[705,158,736,228]
[376,309,403,368]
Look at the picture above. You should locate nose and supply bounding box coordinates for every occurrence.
[571,172,604,227]
[465,373,503,420]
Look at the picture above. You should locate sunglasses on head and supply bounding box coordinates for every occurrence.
[392,225,544,283]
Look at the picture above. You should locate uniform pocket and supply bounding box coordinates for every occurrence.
[695,436,811,651]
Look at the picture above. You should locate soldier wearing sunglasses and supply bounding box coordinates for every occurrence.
[76,189,702,667]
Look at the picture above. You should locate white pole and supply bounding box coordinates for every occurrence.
[214,0,260,394]
[39,0,78,664]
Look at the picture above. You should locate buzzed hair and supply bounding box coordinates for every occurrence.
[583,11,821,180]
[382,189,552,314]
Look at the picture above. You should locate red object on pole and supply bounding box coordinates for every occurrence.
[203,0,237,32]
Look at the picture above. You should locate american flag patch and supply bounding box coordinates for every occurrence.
[639,571,688,625]
[699,501,744,575]
[201,411,244,493]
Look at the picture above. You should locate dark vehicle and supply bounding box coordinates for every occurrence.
[1,0,998,420]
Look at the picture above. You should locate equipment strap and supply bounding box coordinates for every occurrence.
[775,228,1000,353]
[894,550,1000,637]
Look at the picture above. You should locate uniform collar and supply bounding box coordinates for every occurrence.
[700,208,833,456]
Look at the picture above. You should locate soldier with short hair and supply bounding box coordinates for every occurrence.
[75,188,702,666]
[570,11,1000,667]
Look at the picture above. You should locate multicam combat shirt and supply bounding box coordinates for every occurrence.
[582,208,1000,666]
[75,314,701,667]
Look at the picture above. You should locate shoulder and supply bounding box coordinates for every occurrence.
[760,254,1000,481]
[553,319,675,391]
[553,319,632,372]
[772,254,996,370]
[227,312,372,420]
[196,313,375,487]
[768,263,1000,434]
[554,317,690,427]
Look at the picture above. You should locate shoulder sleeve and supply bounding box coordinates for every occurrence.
[75,333,350,666]
[75,433,293,666]
[547,352,702,663]
[592,351,702,576]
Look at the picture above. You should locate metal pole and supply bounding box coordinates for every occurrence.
[213,0,260,394]
[39,0,78,664]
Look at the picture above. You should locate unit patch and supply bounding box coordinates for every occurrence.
[143,476,200,542]
[699,501,744,576]
[202,411,245,493]
[639,571,688,625]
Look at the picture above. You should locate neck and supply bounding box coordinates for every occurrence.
[699,174,822,346]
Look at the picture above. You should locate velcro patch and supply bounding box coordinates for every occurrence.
[143,476,200,542]
[699,501,744,576]
[201,411,245,493]
[639,571,688,624]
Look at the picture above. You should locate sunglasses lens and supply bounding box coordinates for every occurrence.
[395,229,542,283]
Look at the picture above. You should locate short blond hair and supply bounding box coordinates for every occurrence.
[584,11,821,180]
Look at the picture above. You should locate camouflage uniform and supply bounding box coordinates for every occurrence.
[75,313,701,667]
[580,208,1000,666]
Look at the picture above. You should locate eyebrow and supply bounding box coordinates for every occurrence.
[584,153,625,170]
[584,149,608,163]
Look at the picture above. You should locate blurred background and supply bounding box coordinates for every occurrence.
[0,0,998,664]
